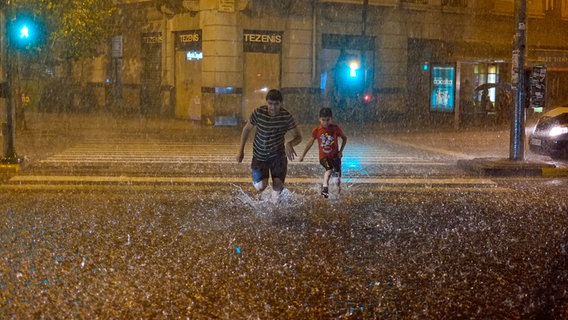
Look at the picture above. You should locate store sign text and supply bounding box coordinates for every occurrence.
[244,33,282,44]
[143,33,162,44]
[176,30,202,51]
[433,79,453,85]
[180,33,199,43]
[243,30,283,53]
[535,56,568,63]
[186,51,203,61]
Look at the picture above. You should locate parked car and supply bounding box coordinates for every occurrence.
[529,106,568,159]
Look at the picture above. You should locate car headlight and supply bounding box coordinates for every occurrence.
[549,126,568,137]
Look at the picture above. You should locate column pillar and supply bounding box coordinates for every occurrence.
[200,0,243,125]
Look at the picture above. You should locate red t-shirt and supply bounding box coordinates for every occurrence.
[311,124,344,160]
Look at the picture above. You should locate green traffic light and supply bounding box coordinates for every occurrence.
[334,52,365,96]
[20,25,30,39]
[349,61,359,78]
[8,13,46,50]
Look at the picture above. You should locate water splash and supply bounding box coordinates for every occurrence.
[230,183,307,215]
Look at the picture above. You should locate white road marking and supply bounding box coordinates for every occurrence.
[0,184,513,193]
[3,175,509,193]
[380,137,470,158]
[9,175,497,185]
[38,141,453,166]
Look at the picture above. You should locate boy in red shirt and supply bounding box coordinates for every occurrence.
[299,107,347,198]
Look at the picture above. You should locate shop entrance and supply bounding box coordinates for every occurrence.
[174,30,202,120]
[458,61,512,126]
[242,52,280,120]
[175,51,202,120]
[141,33,162,115]
[546,69,568,108]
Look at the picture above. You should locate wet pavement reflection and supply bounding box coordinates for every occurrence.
[1,181,566,318]
[1,111,567,318]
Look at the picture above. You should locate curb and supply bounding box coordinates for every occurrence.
[0,163,23,173]
[542,167,568,176]
[457,158,558,176]
[0,159,30,173]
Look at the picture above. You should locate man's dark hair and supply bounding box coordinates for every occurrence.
[266,89,283,102]
[319,107,332,118]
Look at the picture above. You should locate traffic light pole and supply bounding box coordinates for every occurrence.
[2,0,21,164]
[509,0,527,161]
[2,45,20,163]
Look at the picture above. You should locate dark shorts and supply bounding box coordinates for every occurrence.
[320,157,341,175]
[251,154,288,184]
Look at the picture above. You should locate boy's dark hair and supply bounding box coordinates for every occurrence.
[319,107,332,118]
[266,89,283,102]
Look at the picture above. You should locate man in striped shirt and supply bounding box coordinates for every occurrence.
[236,89,302,200]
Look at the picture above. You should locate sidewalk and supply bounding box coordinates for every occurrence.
[376,126,567,175]
[2,111,567,176]
[19,111,240,136]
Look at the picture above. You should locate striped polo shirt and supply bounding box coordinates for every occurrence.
[249,105,297,161]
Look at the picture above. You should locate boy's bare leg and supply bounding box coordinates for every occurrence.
[323,170,332,187]
[321,170,332,198]
[271,178,284,203]
[335,173,341,194]
[272,178,284,192]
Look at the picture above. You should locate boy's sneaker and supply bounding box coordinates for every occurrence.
[321,186,329,199]
[270,190,281,204]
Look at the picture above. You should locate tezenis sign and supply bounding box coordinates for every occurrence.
[243,30,283,53]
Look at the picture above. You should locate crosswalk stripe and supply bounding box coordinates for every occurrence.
[9,175,497,185]
[38,141,452,166]
[0,184,513,193]
[38,159,449,165]
[380,137,469,158]
[2,175,511,193]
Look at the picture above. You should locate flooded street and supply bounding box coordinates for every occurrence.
[1,178,567,318]
[3,0,568,317]
[0,112,567,318]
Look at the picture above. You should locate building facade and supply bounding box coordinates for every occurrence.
[81,0,568,126]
